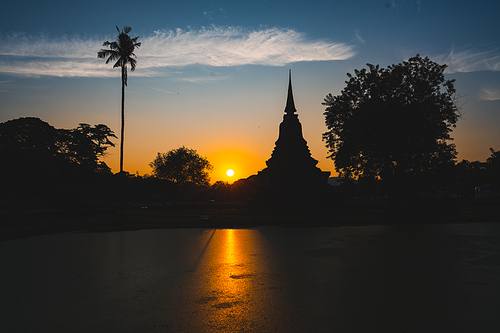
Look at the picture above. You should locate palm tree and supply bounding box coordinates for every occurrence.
[98,26,141,173]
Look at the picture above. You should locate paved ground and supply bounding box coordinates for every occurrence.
[1,223,499,332]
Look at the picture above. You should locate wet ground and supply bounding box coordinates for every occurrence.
[1,223,499,332]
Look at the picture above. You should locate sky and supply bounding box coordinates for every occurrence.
[1,0,499,183]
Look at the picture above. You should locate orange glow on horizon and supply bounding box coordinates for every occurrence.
[102,146,268,182]
[206,149,266,184]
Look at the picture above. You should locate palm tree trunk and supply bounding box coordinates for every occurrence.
[120,67,125,173]
[119,67,126,216]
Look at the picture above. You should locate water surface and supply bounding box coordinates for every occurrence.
[1,223,499,332]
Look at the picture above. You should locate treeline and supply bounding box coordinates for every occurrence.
[1,117,498,212]
[0,117,258,209]
[349,150,500,201]
[450,153,500,198]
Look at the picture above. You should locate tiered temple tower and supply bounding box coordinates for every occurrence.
[255,71,331,208]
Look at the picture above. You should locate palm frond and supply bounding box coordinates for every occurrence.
[129,58,137,71]
[108,41,120,51]
[106,56,119,65]
[97,50,107,59]
[112,58,122,69]
[98,26,139,86]
[97,49,119,61]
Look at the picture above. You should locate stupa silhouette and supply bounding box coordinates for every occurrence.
[254,70,331,209]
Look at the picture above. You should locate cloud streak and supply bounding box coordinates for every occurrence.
[478,87,500,101]
[0,27,355,78]
[434,49,500,74]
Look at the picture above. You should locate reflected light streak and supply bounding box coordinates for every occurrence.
[216,229,255,311]
[225,229,238,268]
[182,229,284,331]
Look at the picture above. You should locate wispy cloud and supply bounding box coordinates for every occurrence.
[0,26,355,78]
[140,27,354,67]
[478,87,500,101]
[433,48,500,74]
[173,74,232,84]
[151,87,176,94]
[355,31,366,43]
[203,11,213,20]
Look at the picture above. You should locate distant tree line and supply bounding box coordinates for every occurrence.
[452,151,500,198]
[0,117,256,209]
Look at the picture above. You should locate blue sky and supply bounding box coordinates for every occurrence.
[1,0,499,181]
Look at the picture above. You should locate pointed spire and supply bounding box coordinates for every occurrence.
[285,69,297,115]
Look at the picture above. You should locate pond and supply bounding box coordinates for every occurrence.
[1,223,499,332]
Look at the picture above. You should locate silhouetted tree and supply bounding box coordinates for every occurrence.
[209,177,258,204]
[98,26,141,173]
[487,148,500,190]
[0,118,62,187]
[149,147,213,186]
[210,181,231,201]
[0,117,116,201]
[59,123,116,173]
[149,147,213,204]
[452,159,488,198]
[323,55,460,199]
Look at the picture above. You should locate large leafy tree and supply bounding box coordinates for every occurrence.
[149,146,213,187]
[0,117,116,200]
[0,117,116,173]
[323,55,460,197]
[59,123,117,173]
[98,26,141,173]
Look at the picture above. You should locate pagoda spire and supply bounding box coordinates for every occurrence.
[284,69,297,115]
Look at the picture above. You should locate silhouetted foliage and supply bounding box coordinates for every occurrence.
[0,117,116,202]
[323,55,460,199]
[209,177,258,204]
[149,147,213,186]
[451,159,487,198]
[149,147,213,204]
[98,26,141,173]
[59,123,116,173]
[487,148,500,190]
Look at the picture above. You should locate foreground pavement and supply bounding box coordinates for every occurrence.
[1,223,499,332]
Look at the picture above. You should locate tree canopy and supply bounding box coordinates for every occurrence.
[97,26,141,86]
[0,117,116,175]
[0,117,116,201]
[149,146,213,187]
[323,55,460,196]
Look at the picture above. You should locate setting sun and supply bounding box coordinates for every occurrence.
[205,149,266,184]
[226,169,235,177]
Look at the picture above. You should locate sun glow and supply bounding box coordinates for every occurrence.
[206,149,266,184]
[226,169,235,177]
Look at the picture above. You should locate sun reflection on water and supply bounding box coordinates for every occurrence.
[181,229,284,331]
[225,229,237,267]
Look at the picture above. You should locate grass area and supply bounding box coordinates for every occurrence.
[1,200,499,241]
